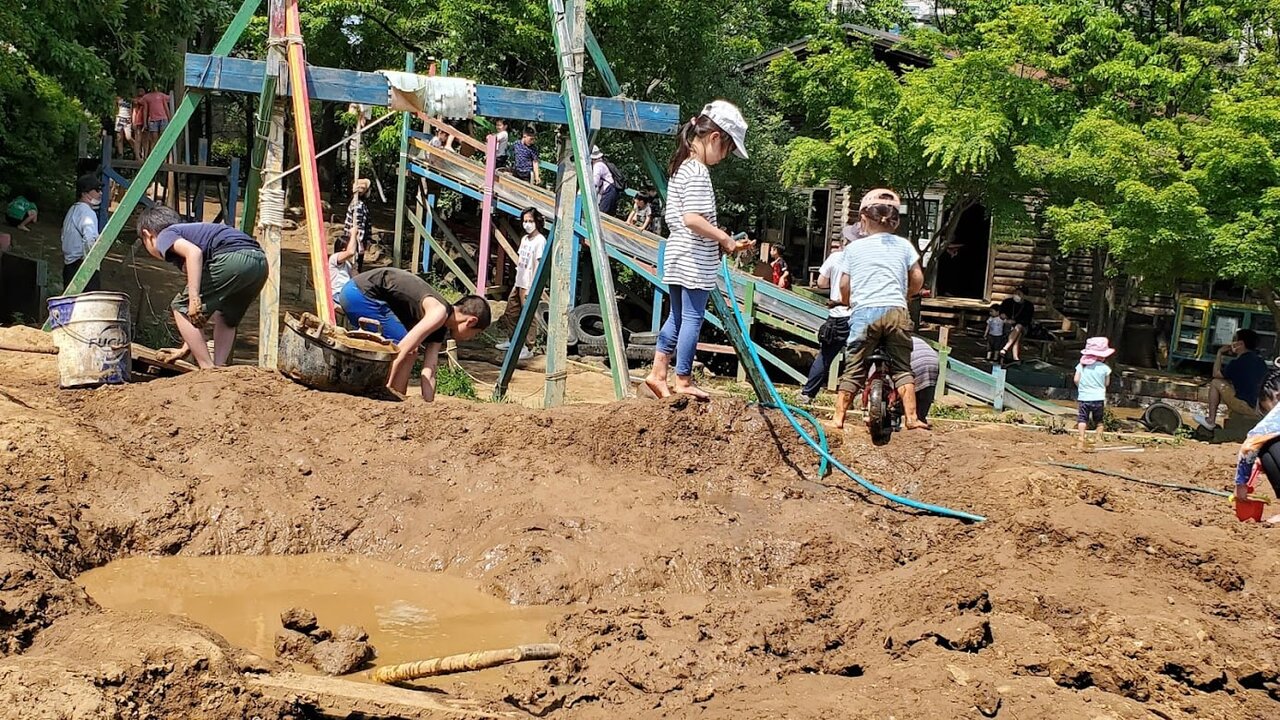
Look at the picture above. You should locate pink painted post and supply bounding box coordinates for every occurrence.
[476,133,499,296]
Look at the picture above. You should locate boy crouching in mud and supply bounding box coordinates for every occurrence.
[137,207,268,369]
[338,267,491,402]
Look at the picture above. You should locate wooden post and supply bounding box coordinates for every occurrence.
[651,241,665,332]
[936,326,950,397]
[543,151,577,407]
[992,365,1006,411]
[193,137,208,221]
[549,0,630,399]
[568,196,582,306]
[476,133,499,295]
[423,192,436,272]
[226,156,240,224]
[736,280,756,383]
[392,52,415,269]
[44,0,261,326]
[256,0,288,368]
[284,0,335,323]
[98,134,113,229]
[410,186,424,275]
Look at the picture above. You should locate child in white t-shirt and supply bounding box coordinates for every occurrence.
[495,207,548,361]
[984,304,1006,361]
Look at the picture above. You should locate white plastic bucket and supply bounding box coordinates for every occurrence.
[47,292,132,388]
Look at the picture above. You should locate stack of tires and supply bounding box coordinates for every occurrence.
[569,303,656,362]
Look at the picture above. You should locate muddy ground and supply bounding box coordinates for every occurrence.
[1,325,1278,719]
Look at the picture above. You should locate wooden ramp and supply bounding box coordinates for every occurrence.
[247,672,523,719]
[410,139,825,342]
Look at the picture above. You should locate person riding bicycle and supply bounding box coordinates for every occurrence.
[833,188,929,431]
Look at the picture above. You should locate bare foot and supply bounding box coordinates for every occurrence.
[643,374,671,399]
[672,378,710,401]
[905,419,931,431]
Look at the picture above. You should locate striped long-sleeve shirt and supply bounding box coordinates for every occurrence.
[661,159,719,290]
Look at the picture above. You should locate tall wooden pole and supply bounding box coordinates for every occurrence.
[548,0,631,400]
[256,0,289,368]
[392,53,415,269]
[284,0,335,322]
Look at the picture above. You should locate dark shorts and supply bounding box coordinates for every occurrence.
[988,335,1005,353]
[837,306,914,393]
[171,249,268,327]
[62,260,102,293]
[1078,400,1105,427]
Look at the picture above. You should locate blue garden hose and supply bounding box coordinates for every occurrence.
[719,261,986,523]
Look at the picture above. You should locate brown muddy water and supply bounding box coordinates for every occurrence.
[78,554,563,681]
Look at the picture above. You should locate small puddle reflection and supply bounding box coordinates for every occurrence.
[78,554,563,682]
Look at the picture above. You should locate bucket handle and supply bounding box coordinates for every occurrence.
[357,318,382,335]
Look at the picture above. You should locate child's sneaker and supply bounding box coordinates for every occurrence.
[495,339,512,351]
[1192,413,1215,431]
[519,347,533,361]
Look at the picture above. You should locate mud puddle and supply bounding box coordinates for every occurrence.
[78,554,563,682]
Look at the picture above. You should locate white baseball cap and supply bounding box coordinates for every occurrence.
[590,146,604,160]
[702,100,748,159]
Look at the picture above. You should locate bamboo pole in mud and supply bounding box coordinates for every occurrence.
[370,644,561,683]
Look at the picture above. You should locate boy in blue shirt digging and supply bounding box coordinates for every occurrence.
[1074,337,1115,450]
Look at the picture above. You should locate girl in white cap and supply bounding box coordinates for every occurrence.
[643,100,755,400]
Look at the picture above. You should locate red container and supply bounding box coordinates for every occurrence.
[1235,498,1267,522]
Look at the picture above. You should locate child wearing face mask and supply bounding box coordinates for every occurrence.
[60,174,104,291]
[495,207,549,361]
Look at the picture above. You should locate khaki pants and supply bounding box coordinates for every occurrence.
[1211,378,1262,419]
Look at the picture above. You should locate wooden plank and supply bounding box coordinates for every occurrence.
[285,0,335,323]
[112,159,230,177]
[45,0,262,330]
[406,211,476,293]
[246,673,518,719]
[256,0,287,369]
[476,133,499,295]
[184,55,681,135]
[131,343,197,374]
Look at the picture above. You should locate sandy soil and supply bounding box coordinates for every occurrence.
[1,326,1278,718]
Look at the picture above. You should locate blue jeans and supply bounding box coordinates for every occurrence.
[337,282,408,343]
[656,285,710,377]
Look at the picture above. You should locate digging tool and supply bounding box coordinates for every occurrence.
[370,643,560,683]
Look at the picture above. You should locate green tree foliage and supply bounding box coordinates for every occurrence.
[0,0,232,199]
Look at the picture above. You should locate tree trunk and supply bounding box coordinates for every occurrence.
[1088,246,1107,335]
[1103,273,1136,352]
[923,194,977,286]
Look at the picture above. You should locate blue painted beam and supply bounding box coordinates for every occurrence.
[186,54,680,135]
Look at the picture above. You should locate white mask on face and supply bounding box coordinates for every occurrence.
[522,221,537,235]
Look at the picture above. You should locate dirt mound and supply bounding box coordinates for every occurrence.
[0,329,1278,718]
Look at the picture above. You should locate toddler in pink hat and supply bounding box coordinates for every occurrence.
[1074,337,1116,449]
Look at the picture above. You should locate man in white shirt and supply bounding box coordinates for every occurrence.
[800,235,856,404]
[60,174,103,292]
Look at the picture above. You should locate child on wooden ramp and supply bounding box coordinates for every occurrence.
[1074,337,1115,450]
[495,207,548,362]
[137,207,268,369]
[338,268,490,402]
[642,100,755,401]
[1233,367,1280,523]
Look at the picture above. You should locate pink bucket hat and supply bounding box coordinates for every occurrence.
[1080,336,1115,365]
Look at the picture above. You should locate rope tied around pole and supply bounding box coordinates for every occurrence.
[259,187,287,229]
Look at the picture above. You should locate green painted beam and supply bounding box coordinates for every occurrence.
[406,210,476,293]
[45,0,262,330]
[239,74,277,232]
[583,24,668,199]
[392,52,415,268]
